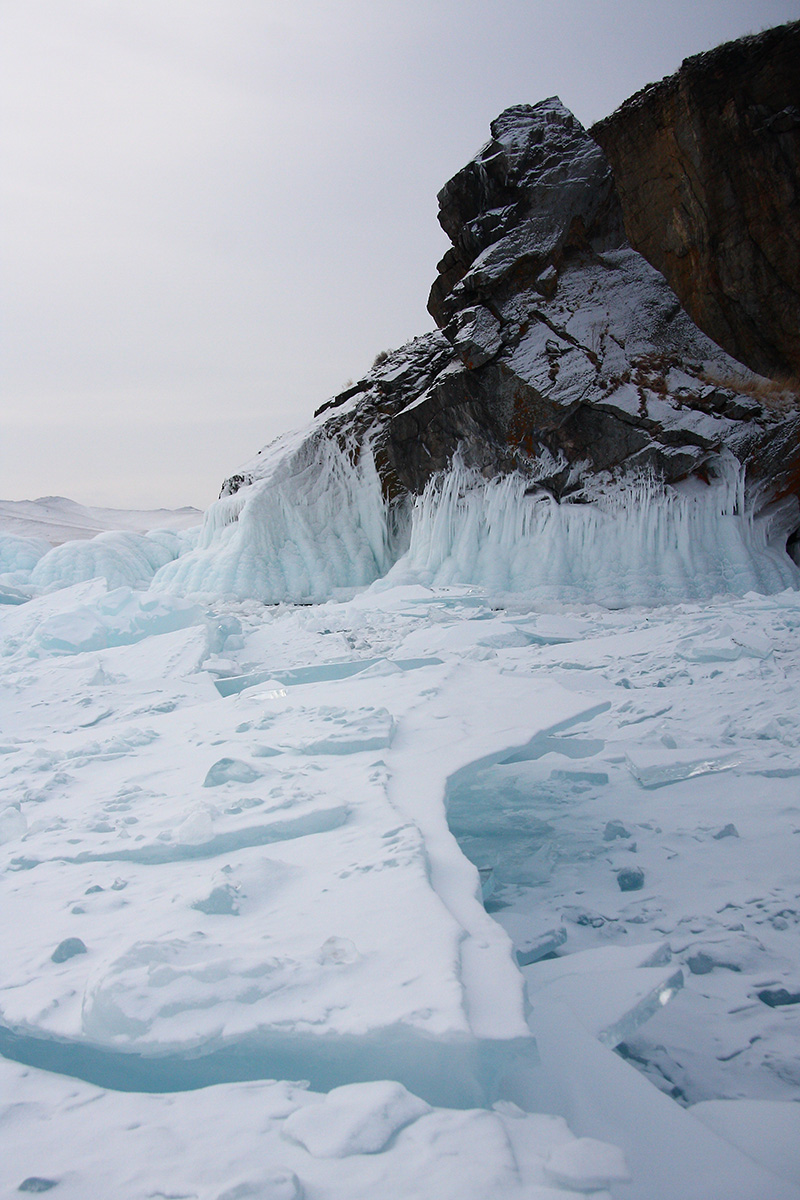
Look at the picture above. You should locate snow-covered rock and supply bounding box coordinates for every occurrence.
[142,98,800,605]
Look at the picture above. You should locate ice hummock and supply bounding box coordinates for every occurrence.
[0,496,201,544]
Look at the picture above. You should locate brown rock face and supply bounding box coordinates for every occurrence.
[592,21,800,380]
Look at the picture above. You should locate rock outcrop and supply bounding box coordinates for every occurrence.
[592,21,800,381]
[227,94,799,523]
[419,97,781,497]
[160,26,800,604]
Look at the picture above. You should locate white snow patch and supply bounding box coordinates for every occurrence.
[281,1080,431,1156]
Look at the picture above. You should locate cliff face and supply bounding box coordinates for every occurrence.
[418,99,771,496]
[223,80,800,548]
[592,21,800,381]
[227,99,796,509]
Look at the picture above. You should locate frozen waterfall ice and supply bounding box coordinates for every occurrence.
[147,439,799,606]
[3,442,799,609]
[152,434,404,603]
[385,454,799,605]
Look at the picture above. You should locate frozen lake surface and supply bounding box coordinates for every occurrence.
[1,494,800,1198]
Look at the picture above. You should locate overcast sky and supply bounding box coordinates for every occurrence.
[3,0,799,509]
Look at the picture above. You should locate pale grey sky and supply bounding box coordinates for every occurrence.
[3,0,799,508]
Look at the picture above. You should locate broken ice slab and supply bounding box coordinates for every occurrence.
[543,1136,631,1192]
[604,820,632,841]
[214,657,443,697]
[294,708,395,755]
[51,937,88,963]
[757,987,800,1008]
[526,941,673,975]
[677,637,744,662]
[549,766,609,785]
[524,947,683,1048]
[529,995,800,1200]
[625,746,739,788]
[750,755,800,778]
[281,1079,431,1157]
[0,583,31,606]
[478,867,498,902]
[492,913,567,966]
[523,941,678,1046]
[0,806,27,845]
[191,884,239,916]
[505,614,594,644]
[203,758,263,786]
[616,865,645,892]
[677,634,773,662]
[34,804,351,867]
[468,840,557,889]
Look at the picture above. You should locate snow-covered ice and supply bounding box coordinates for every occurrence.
[2,488,800,1199]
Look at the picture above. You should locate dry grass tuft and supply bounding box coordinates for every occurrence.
[700,369,800,415]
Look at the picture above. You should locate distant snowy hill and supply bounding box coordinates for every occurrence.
[0,496,201,545]
[0,498,203,601]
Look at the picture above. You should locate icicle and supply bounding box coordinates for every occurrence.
[154,436,799,607]
[384,457,799,606]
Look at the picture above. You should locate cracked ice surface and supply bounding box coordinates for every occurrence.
[2,633,598,1073]
[3,516,800,1196]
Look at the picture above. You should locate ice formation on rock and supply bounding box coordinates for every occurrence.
[154,435,402,602]
[141,97,800,608]
[149,443,798,605]
[386,456,798,604]
[7,437,793,608]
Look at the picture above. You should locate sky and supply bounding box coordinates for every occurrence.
[3,0,799,510]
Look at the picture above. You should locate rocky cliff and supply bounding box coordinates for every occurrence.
[592,20,800,381]
[154,25,800,604]
[226,93,799,522]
